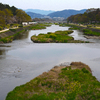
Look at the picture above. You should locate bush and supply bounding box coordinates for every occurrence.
[49,34,56,39]
[82,68,89,73]
[18,25,23,27]
[47,32,52,34]
[0,26,3,30]
[9,29,16,32]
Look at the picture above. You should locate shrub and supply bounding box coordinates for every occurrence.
[0,26,3,30]
[49,34,56,39]
[82,68,89,73]
[9,29,16,32]
[18,25,23,27]
[47,32,52,34]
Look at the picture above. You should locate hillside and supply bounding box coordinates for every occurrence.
[67,8,100,24]
[0,3,32,30]
[48,9,86,18]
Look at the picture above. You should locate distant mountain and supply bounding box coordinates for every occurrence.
[48,9,87,18]
[24,9,55,15]
[26,9,87,19]
[26,12,45,19]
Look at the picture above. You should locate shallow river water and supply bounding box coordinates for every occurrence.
[0,25,100,100]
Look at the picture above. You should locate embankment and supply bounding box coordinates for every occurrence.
[68,24,100,39]
[0,25,32,44]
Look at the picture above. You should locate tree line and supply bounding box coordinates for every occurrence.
[67,8,100,24]
[0,3,32,29]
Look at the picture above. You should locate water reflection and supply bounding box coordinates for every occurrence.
[14,30,29,40]
[0,50,5,55]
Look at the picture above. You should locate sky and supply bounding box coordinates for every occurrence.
[0,0,100,11]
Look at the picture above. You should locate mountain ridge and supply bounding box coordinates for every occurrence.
[26,9,87,19]
[48,9,87,18]
[24,9,55,15]
[26,12,45,19]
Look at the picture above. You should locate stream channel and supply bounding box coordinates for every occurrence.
[0,25,100,99]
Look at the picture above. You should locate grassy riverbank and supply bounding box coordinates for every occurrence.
[31,30,89,43]
[0,23,51,43]
[6,62,100,100]
[58,23,100,38]
[83,29,100,36]
[29,23,51,30]
[0,26,29,43]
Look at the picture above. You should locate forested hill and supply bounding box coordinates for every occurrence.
[67,8,100,24]
[0,3,31,29]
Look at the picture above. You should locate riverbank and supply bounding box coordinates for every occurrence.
[6,62,100,100]
[0,26,31,43]
[59,23,100,39]
[31,30,89,43]
[84,35,100,39]
[0,23,50,44]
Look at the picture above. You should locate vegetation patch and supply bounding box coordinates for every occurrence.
[58,23,100,37]
[0,24,51,44]
[29,24,48,30]
[0,30,25,43]
[83,29,100,36]
[56,23,81,30]
[68,26,80,30]
[31,30,88,43]
[9,29,16,32]
[67,8,100,24]
[6,62,100,100]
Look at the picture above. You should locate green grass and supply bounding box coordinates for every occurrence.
[0,30,25,43]
[29,23,51,30]
[56,23,81,30]
[58,23,100,36]
[6,62,100,100]
[83,29,100,36]
[68,27,80,30]
[0,24,51,43]
[9,29,16,32]
[0,36,13,43]
[31,30,88,43]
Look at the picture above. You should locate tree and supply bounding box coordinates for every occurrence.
[96,12,100,22]
[3,9,13,24]
[0,10,6,27]
[16,9,31,24]
[11,6,17,15]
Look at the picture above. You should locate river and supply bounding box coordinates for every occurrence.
[0,25,100,100]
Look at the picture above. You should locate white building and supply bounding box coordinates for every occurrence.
[22,22,28,26]
[29,22,37,25]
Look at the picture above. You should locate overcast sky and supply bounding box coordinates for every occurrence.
[0,0,100,11]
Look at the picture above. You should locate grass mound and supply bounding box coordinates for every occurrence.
[31,30,88,43]
[6,62,100,100]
